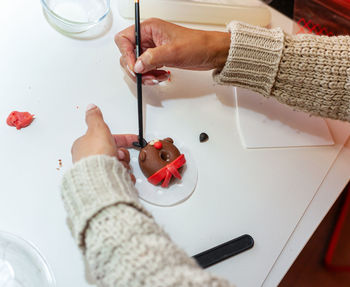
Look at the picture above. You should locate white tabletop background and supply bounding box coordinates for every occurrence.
[0,1,349,287]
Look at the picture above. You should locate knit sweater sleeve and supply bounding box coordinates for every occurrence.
[213,21,350,122]
[61,155,233,287]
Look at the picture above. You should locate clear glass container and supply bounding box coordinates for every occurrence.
[0,231,55,287]
[41,0,110,33]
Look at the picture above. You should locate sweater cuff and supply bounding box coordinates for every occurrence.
[61,155,151,250]
[213,21,285,97]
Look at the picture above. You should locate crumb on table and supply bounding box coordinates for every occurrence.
[57,159,63,170]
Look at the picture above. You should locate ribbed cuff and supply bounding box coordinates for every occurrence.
[213,21,285,97]
[61,155,151,250]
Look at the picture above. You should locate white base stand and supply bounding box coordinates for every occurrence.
[129,136,198,207]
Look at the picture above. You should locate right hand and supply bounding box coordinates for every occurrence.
[115,18,230,85]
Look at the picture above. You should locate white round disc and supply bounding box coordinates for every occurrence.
[129,137,198,207]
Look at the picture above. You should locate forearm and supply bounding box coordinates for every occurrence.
[272,33,350,121]
[85,204,232,287]
[214,21,350,122]
[61,155,233,287]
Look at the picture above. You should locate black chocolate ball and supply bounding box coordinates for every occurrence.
[199,132,209,143]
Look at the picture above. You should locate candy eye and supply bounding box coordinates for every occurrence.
[154,141,163,150]
[159,150,170,162]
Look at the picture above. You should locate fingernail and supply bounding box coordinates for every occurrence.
[117,150,125,160]
[158,74,170,81]
[144,79,155,85]
[142,75,155,81]
[126,65,136,77]
[152,79,160,84]
[134,60,144,73]
[86,104,97,112]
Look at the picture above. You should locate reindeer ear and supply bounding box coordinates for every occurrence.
[139,150,146,162]
[163,137,174,144]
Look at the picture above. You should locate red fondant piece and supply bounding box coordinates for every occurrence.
[7,111,34,130]
[167,164,181,179]
[154,141,163,150]
[148,154,186,187]
[161,170,172,188]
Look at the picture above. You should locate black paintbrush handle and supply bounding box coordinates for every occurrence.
[135,1,141,58]
[136,73,143,146]
[135,1,144,147]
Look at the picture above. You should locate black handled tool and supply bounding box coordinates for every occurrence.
[133,0,147,148]
[193,234,254,268]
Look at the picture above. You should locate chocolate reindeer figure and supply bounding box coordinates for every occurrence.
[138,138,186,187]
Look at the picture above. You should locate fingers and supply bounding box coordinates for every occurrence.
[134,45,173,74]
[115,18,162,71]
[120,160,130,170]
[115,28,137,71]
[116,18,214,75]
[120,57,136,83]
[143,70,169,85]
[85,107,137,149]
[117,148,130,163]
[130,174,136,184]
[116,148,136,184]
[85,104,110,134]
[113,134,139,148]
[120,56,169,85]
[116,18,173,84]
[71,136,83,163]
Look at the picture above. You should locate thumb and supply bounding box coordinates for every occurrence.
[134,45,172,74]
[85,104,108,133]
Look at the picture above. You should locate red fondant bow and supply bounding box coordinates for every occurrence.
[148,154,186,188]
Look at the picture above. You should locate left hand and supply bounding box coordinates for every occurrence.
[71,104,138,183]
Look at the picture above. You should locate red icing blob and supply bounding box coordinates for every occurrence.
[154,141,163,150]
[7,111,34,130]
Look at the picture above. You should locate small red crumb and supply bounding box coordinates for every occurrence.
[166,70,172,82]
[57,159,63,171]
[7,111,34,130]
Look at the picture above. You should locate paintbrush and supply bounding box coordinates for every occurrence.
[133,0,147,148]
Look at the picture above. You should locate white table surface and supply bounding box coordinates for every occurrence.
[0,1,349,287]
[263,7,350,286]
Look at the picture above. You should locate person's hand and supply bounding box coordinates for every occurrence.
[71,104,138,183]
[115,18,230,85]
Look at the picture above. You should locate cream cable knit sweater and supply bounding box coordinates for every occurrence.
[62,155,231,287]
[214,22,350,121]
[61,22,350,287]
